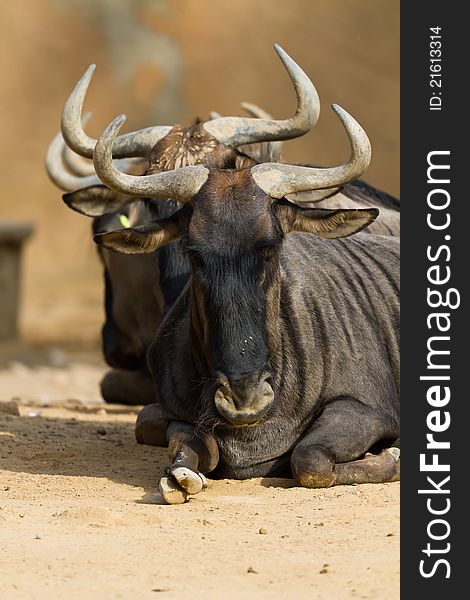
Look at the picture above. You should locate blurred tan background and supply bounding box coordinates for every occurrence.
[0,0,399,346]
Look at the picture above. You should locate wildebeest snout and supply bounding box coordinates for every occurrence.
[214,372,274,425]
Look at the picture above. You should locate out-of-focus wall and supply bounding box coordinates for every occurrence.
[0,0,399,343]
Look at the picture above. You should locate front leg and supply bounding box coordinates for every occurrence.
[101,368,155,405]
[159,421,219,504]
[291,397,400,488]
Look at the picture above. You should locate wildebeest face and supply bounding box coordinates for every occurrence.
[94,168,378,425]
[184,170,281,425]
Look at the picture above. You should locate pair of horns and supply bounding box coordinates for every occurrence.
[47,104,283,193]
[52,43,371,200]
[93,104,371,201]
[61,44,319,159]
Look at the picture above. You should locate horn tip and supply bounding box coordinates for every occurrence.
[273,43,286,58]
[330,104,348,120]
[114,113,128,126]
[82,64,96,80]
[331,103,346,115]
[77,64,96,87]
[273,43,292,64]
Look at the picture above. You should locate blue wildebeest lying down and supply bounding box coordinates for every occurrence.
[90,91,400,502]
[46,46,400,422]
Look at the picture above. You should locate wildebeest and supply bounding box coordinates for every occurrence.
[90,87,400,503]
[46,135,160,404]
[46,45,399,416]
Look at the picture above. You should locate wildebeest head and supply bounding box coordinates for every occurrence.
[91,101,376,426]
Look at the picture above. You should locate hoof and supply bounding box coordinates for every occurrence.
[159,477,188,505]
[199,472,209,489]
[295,471,335,489]
[135,404,168,447]
[386,447,400,462]
[358,447,400,482]
[171,467,207,495]
[384,447,400,481]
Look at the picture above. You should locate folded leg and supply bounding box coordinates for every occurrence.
[291,397,399,488]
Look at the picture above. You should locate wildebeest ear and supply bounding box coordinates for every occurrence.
[93,205,191,254]
[274,200,379,238]
[63,185,133,217]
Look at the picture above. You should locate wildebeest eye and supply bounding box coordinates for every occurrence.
[119,214,131,228]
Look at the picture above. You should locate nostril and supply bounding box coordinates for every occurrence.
[259,373,273,389]
[215,372,231,389]
[214,386,237,413]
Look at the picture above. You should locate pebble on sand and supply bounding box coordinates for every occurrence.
[247,566,258,574]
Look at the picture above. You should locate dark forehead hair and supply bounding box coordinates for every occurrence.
[185,169,280,258]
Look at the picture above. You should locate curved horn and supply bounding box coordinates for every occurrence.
[93,114,209,201]
[63,143,146,177]
[210,103,283,161]
[62,112,95,175]
[61,64,172,159]
[239,102,283,162]
[61,113,148,177]
[45,132,103,191]
[211,103,274,121]
[203,44,320,147]
[240,102,273,120]
[251,104,371,198]
[63,142,95,176]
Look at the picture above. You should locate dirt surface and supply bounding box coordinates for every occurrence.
[0,348,399,600]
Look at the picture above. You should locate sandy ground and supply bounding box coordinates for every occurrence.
[0,346,399,600]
